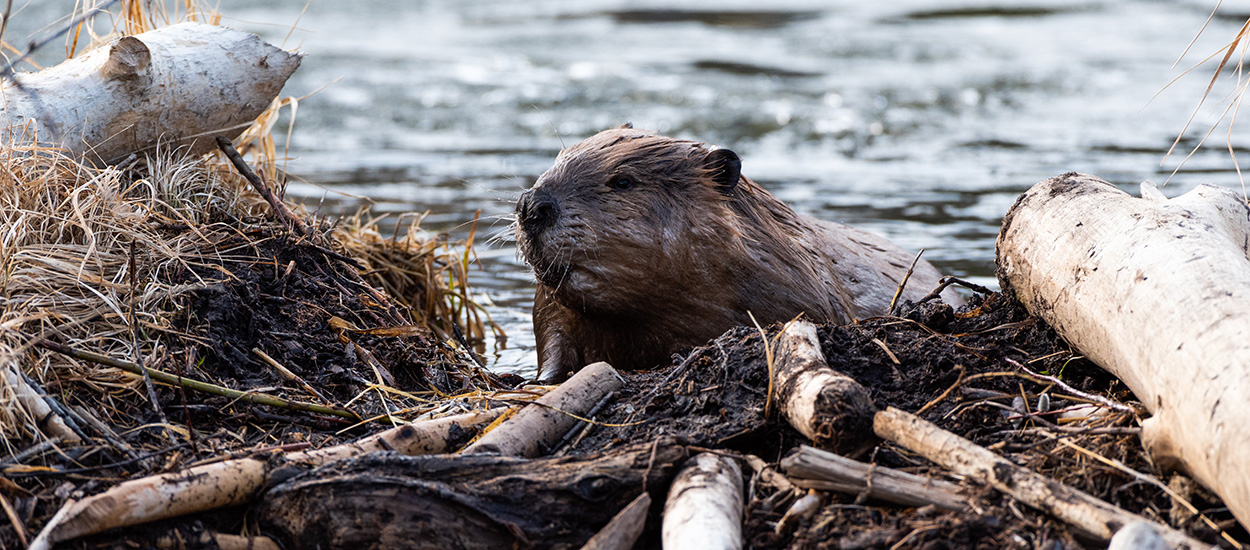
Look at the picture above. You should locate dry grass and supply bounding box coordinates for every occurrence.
[0,1,495,447]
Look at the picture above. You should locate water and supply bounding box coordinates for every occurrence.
[9,0,1250,376]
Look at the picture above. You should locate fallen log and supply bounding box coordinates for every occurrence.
[463,361,623,457]
[874,407,1212,549]
[26,409,505,550]
[258,439,686,550]
[996,172,1250,530]
[661,452,745,550]
[772,320,877,453]
[781,445,969,512]
[2,22,300,165]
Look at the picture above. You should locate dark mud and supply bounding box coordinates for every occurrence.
[563,291,1241,549]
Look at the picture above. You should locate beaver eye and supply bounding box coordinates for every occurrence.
[607,175,633,191]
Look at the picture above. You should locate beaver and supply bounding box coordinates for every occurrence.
[516,125,955,381]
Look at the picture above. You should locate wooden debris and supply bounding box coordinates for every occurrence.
[579,492,652,550]
[996,172,1250,530]
[772,320,876,452]
[2,22,301,165]
[662,452,745,550]
[258,439,686,550]
[873,407,1212,549]
[27,409,505,549]
[781,445,969,512]
[463,361,623,457]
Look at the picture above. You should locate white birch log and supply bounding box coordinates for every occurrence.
[773,320,876,452]
[0,22,301,165]
[874,407,1212,550]
[463,361,623,457]
[661,452,744,550]
[27,409,505,550]
[996,172,1250,530]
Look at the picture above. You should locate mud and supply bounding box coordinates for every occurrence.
[562,290,1239,549]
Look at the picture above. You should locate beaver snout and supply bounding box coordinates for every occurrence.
[517,188,560,233]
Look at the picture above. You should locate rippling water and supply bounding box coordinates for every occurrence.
[12,1,1250,375]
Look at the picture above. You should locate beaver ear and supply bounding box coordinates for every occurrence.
[618,122,633,129]
[704,148,742,195]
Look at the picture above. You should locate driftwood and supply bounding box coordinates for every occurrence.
[772,320,876,452]
[781,445,969,511]
[464,361,623,457]
[27,409,505,550]
[579,492,651,550]
[996,172,1250,530]
[1,22,300,164]
[874,407,1212,549]
[258,439,686,550]
[2,362,80,443]
[661,452,745,550]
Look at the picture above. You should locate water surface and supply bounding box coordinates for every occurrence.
[11,1,1248,375]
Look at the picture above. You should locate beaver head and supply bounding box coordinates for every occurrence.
[516,126,747,313]
[516,126,853,380]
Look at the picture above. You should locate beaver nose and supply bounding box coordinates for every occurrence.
[518,189,559,232]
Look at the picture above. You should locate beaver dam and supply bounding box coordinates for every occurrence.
[3,6,1249,550]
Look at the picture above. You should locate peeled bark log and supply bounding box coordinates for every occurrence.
[661,452,745,550]
[996,172,1250,530]
[781,445,969,511]
[773,320,876,453]
[874,407,1212,550]
[1,22,301,165]
[27,409,504,550]
[464,361,623,457]
[258,439,686,550]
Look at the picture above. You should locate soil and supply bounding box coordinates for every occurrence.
[8,264,1245,549]
[561,291,1243,549]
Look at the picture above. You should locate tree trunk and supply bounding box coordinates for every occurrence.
[996,172,1250,531]
[3,22,301,165]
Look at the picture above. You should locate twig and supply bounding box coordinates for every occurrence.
[915,364,966,416]
[1057,439,1242,550]
[4,443,189,477]
[915,276,996,306]
[1,436,63,465]
[887,248,925,315]
[216,136,310,237]
[0,491,27,546]
[130,239,172,436]
[1005,358,1134,414]
[252,347,332,405]
[33,337,361,420]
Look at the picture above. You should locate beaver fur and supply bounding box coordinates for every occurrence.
[516,126,953,381]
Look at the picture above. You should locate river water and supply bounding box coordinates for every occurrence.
[11,1,1250,375]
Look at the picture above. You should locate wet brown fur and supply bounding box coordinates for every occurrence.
[517,127,952,380]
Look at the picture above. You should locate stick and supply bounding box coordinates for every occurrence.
[873,407,1212,549]
[463,362,623,457]
[781,445,969,512]
[579,492,651,550]
[34,338,359,420]
[216,136,310,237]
[661,452,744,550]
[26,409,505,548]
[887,248,925,315]
[772,320,876,452]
